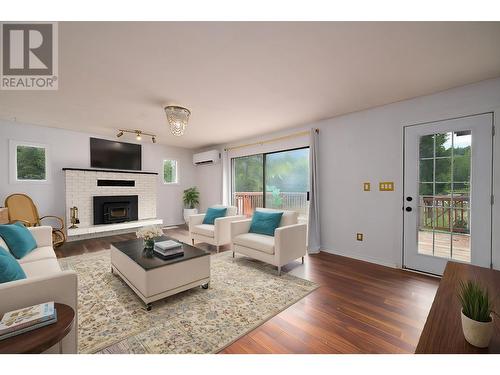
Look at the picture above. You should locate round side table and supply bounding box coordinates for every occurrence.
[0,303,75,354]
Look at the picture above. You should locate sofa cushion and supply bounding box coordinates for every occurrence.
[203,207,227,225]
[249,210,283,237]
[0,246,26,283]
[255,208,298,227]
[192,224,215,238]
[210,205,238,216]
[20,258,61,278]
[233,233,275,255]
[18,246,57,265]
[0,222,37,259]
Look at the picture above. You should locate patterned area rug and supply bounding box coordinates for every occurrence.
[58,250,318,354]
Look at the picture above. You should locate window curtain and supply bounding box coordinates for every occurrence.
[221,149,231,205]
[307,128,321,253]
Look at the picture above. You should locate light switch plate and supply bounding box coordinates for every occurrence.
[363,182,370,191]
[379,182,394,191]
[356,233,363,241]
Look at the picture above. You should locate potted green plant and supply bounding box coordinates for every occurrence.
[183,187,200,223]
[458,280,495,348]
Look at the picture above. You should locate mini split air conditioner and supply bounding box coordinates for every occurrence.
[193,150,220,165]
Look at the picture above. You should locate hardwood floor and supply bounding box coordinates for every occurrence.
[56,226,439,354]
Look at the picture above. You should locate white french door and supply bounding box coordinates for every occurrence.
[403,113,493,275]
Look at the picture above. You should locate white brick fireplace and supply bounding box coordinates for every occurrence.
[64,168,161,240]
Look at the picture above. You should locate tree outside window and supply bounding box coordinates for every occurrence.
[163,160,177,184]
[16,145,47,180]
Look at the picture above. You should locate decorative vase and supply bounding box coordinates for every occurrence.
[183,208,198,223]
[461,310,494,348]
[144,239,155,251]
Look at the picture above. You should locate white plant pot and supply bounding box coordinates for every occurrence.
[183,208,198,224]
[461,311,494,348]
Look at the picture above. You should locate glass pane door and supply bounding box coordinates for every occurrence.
[265,148,310,221]
[232,154,263,217]
[417,132,471,262]
[403,113,492,275]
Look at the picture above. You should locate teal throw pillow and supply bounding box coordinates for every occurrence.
[203,207,228,225]
[0,222,38,259]
[0,246,26,283]
[249,211,284,237]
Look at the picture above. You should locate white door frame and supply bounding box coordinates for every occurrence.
[403,112,493,275]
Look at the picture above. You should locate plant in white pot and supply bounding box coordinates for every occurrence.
[183,187,200,223]
[458,280,496,348]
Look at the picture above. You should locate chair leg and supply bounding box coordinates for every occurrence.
[232,251,235,258]
[302,256,304,264]
[191,239,195,246]
[277,266,281,276]
[216,245,220,253]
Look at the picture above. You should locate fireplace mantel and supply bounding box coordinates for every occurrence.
[63,167,158,175]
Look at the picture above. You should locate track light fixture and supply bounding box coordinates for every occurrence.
[116,129,157,143]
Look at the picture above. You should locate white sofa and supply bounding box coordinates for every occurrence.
[230,208,307,275]
[189,205,245,252]
[0,226,78,354]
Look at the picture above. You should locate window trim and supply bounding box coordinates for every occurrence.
[9,140,50,184]
[162,159,178,185]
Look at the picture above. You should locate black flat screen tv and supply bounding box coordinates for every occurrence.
[90,138,142,171]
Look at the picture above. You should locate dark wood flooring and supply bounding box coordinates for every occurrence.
[56,226,439,354]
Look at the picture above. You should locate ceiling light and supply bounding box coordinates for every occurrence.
[116,129,156,143]
[164,105,191,137]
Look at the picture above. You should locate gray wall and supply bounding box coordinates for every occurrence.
[196,77,500,270]
[0,121,196,226]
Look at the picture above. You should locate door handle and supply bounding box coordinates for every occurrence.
[405,207,412,212]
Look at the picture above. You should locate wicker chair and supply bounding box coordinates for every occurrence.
[4,193,66,247]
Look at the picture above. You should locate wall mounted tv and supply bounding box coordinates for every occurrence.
[90,138,142,171]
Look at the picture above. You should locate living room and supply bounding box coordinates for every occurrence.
[1,1,500,373]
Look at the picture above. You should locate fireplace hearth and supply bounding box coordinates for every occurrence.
[93,195,138,225]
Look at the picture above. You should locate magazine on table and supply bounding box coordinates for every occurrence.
[0,302,58,341]
[154,240,184,259]
[154,240,183,252]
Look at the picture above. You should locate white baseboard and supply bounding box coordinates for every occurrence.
[320,247,400,269]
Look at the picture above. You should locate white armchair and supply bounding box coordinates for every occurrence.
[230,208,307,275]
[189,205,245,252]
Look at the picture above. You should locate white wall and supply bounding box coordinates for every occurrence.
[0,121,196,226]
[197,78,500,270]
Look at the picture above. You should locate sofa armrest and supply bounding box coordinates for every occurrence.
[275,223,307,266]
[28,226,53,247]
[188,214,206,235]
[0,270,78,353]
[214,215,246,245]
[230,219,252,240]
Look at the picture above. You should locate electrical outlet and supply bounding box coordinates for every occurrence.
[379,182,394,191]
[356,233,363,241]
[363,182,370,191]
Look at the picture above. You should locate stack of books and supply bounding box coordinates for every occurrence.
[0,302,57,341]
[154,240,184,259]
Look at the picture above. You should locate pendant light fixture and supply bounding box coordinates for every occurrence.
[164,105,191,137]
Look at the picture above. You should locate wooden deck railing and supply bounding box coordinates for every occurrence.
[420,195,470,233]
[233,192,308,217]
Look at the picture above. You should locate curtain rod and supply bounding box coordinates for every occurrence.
[224,128,319,152]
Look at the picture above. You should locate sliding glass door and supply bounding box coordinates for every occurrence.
[232,154,264,217]
[232,147,310,221]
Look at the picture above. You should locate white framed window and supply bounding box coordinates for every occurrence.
[162,159,178,184]
[9,140,49,183]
